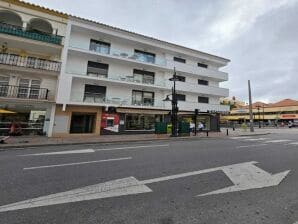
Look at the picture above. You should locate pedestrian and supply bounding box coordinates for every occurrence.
[198,122,204,132]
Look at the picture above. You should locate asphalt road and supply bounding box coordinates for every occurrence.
[0,131,298,224]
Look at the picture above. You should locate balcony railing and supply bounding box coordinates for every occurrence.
[0,53,61,72]
[0,85,49,100]
[70,44,166,66]
[0,22,63,45]
[82,93,164,107]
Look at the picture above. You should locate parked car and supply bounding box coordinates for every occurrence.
[288,121,298,128]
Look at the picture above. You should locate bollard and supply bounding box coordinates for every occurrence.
[226,129,229,136]
[206,131,209,137]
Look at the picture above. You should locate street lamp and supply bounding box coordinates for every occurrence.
[163,67,179,137]
[256,105,261,128]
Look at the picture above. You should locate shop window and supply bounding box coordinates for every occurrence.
[89,39,110,54]
[106,118,114,127]
[198,96,209,104]
[87,61,109,78]
[70,113,95,133]
[125,114,155,130]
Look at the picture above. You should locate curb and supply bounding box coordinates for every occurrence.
[0,135,222,151]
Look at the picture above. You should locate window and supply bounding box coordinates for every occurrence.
[125,114,156,130]
[176,94,186,101]
[176,75,185,82]
[87,61,109,78]
[198,96,209,104]
[173,57,186,63]
[0,76,9,97]
[70,113,95,133]
[198,79,209,86]
[29,80,41,99]
[84,84,106,103]
[133,69,155,84]
[134,50,155,64]
[132,90,154,106]
[89,39,110,54]
[197,62,208,68]
[106,119,114,127]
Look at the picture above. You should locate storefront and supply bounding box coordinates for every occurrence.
[100,108,168,135]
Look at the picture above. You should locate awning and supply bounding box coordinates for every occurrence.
[0,109,16,114]
[117,108,169,115]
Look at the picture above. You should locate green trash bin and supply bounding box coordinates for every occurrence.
[179,122,190,136]
[155,122,168,134]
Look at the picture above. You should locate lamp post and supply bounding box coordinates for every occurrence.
[163,67,179,137]
[262,105,265,127]
[256,105,261,128]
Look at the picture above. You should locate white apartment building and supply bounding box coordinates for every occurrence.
[52,16,230,136]
[0,0,67,136]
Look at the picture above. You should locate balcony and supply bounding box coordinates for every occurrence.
[168,61,228,81]
[0,53,61,72]
[175,82,229,97]
[0,22,63,45]
[80,93,164,108]
[69,44,166,67]
[69,71,167,89]
[0,85,49,100]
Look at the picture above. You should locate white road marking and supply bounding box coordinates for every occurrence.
[20,149,95,156]
[265,139,291,143]
[0,161,289,212]
[94,144,169,151]
[23,157,132,170]
[229,137,250,139]
[236,144,268,148]
[288,142,298,145]
[243,138,269,141]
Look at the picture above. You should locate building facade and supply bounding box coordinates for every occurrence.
[52,16,230,136]
[0,0,67,136]
[221,99,298,125]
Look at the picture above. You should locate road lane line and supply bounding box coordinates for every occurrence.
[20,149,95,156]
[94,144,169,151]
[229,137,250,139]
[265,139,291,143]
[236,144,268,148]
[288,142,298,145]
[243,138,269,141]
[23,157,132,170]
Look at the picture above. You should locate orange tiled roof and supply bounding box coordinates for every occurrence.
[269,99,298,107]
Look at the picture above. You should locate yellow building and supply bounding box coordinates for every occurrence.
[221,99,298,124]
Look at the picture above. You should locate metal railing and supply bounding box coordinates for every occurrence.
[0,85,49,100]
[0,53,61,72]
[0,22,63,45]
[82,93,164,107]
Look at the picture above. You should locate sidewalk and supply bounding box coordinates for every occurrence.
[0,128,276,150]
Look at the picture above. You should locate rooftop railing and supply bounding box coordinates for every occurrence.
[0,22,63,45]
[0,53,61,72]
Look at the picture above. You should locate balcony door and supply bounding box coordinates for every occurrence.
[0,76,9,97]
[132,90,154,106]
[87,61,109,78]
[84,84,106,103]
[17,79,41,99]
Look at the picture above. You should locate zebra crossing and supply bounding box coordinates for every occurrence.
[230,136,298,147]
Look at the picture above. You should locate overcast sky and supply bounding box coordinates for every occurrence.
[27,0,298,103]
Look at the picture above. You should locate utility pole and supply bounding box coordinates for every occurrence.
[248,80,254,132]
